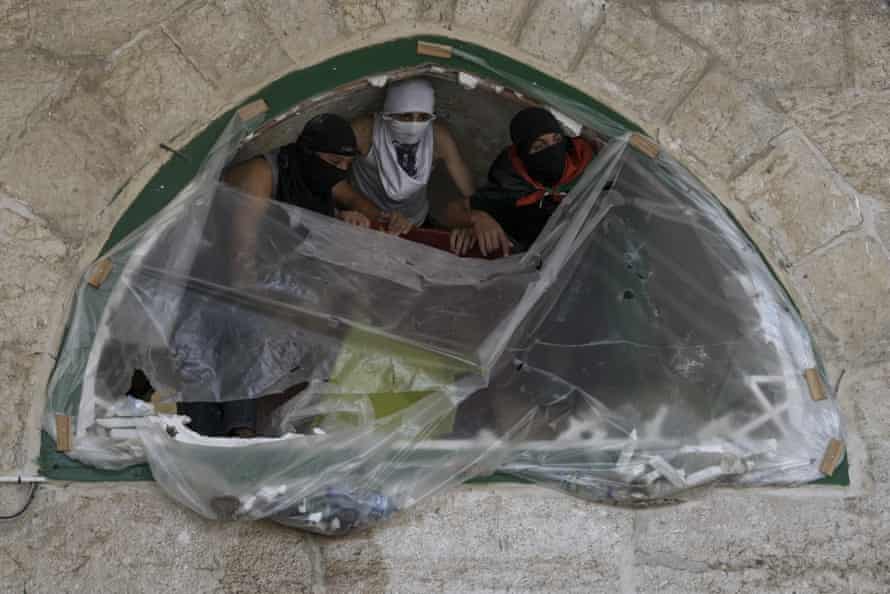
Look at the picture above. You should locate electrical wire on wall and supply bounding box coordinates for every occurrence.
[0,480,40,520]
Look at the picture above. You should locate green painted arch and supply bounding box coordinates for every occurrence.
[41,35,848,486]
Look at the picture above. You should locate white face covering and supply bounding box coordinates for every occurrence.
[384,118,434,145]
[371,79,437,202]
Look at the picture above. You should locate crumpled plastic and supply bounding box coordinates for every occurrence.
[45,75,844,536]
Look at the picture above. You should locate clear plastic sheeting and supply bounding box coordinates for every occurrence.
[45,84,843,535]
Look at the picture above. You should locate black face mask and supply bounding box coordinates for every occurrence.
[521,139,567,188]
[301,151,347,196]
[277,145,347,216]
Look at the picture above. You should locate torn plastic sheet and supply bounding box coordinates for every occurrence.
[45,79,843,535]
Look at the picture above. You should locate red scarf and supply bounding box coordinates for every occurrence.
[508,137,595,207]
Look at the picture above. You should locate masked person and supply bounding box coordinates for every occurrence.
[347,78,510,254]
[173,114,369,439]
[225,112,371,228]
[451,107,597,255]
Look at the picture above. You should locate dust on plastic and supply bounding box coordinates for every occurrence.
[44,64,844,535]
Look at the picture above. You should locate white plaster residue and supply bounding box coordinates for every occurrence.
[0,192,40,222]
[175,529,192,546]
[367,74,388,88]
[458,72,479,90]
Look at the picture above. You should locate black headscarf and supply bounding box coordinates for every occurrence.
[276,114,358,215]
[509,107,567,187]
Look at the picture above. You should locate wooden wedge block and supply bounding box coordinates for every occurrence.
[804,368,827,401]
[417,41,453,59]
[87,258,113,288]
[629,133,660,159]
[819,438,845,476]
[237,99,269,123]
[55,414,72,452]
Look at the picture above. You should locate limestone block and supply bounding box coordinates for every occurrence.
[453,0,531,42]
[163,0,294,96]
[792,236,890,365]
[99,30,217,147]
[668,68,786,179]
[0,0,30,50]
[636,491,890,593]
[319,486,633,592]
[734,0,845,90]
[517,0,603,71]
[0,348,37,471]
[840,363,890,441]
[418,0,456,23]
[780,89,890,202]
[732,130,862,264]
[0,484,313,593]
[575,2,709,124]
[0,30,213,241]
[656,0,737,65]
[636,565,852,594]
[0,195,68,351]
[30,0,184,57]
[0,96,137,241]
[254,0,343,62]
[0,50,67,147]
[338,0,417,32]
[878,209,890,253]
[0,198,67,471]
[850,2,890,90]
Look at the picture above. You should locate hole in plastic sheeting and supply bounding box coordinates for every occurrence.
[622,290,635,300]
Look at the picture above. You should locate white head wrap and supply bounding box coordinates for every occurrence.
[374,79,435,202]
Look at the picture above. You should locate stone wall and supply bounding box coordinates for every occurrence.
[1,1,889,592]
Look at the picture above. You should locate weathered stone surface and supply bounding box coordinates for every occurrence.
[780,89,890,203]
[338,0,417,32]
[850,2,890,91]
[636,565,855,594]
[254,0,343,62]
[575,2,709,124]
[733,129,862,264]
[31,0,185,57]
[877,207,890,252]
[668,68,787,179]
[792,236,890,365]
[0,30,215,241]
[656,0,737,65]
[517,0,603,70]
[0,196,68,351]
[0,50,68,148]
[0,98,134,241]
[636,490,890,594]
[0,348,39,471]
[320,486,633,593]
[418,0,456,23]
[0,0,31,50]
[734,0,845,90]
[453,0,531,42]
[219,522,315,594]
[164,0,293,96]
[0,484,314,594]
[840,363,890,441]
[98,29,216,148]
[0,195,68,471]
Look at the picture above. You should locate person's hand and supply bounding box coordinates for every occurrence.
[470,210,511,257]
[378,211,413,235]
[450,226,477,256]
[337,210,371,228]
